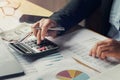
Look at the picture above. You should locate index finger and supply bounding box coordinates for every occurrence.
[31,21,39,37]
[89,40,108,57]
[40,20,52,40]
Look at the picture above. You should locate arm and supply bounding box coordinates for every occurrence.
[32,0,101,44]
[50,0,101,30]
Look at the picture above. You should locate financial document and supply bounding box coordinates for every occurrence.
[0,39,13,62]
[0,22,32,42]
[3,28,119,79]
[8,46,97,80]
[0,11,22,33]
[0,17,20,33]
[0,10,32,42]
[7,46,41,80]
[53,28,120,72]
[71,37,119,72]
[34,51,98,80]
[89,64,120,80]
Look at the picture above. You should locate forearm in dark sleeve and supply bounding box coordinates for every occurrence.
[50,0,101,30]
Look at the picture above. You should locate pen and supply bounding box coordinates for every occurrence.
[19,32,33,42]
[34,27,65,31]
[19,27,65,42]
[73,57,101,73]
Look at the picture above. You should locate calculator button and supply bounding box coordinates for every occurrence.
[45,47,48,49]
[30,44,36,48]
[27,42,32,46]
[35,46,40,49]
[47,45,53,49]
[37,46,46,51]
[31,40,35,42]
[32,47,41,53]
[33,41,37,44]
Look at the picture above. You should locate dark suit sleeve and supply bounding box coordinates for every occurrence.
[50,0,101,31]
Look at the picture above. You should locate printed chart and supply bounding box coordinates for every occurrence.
[56,70,89,80]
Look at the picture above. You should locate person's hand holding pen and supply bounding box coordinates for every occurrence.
[31,18,64,44]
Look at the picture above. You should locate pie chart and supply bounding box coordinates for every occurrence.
[56,70,89,80]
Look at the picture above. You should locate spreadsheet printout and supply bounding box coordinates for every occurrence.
[53,28,120,72]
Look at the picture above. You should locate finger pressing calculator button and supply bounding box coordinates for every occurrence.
[37,46,46,51]
[38,44,43,48]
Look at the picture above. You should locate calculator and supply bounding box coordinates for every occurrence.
[9,38,59,57]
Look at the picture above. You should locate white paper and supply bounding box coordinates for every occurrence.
[7,47,40,80]
[0,38,41,80]
[89,64,120,80]
[0,10,31,42]
[53,29,120,72]
[0,10,22,33]
[35,57,98,80]
[34,51,72,72]
[4,28,119,80]
[72,37,119,72]
[0,23,32,42]
[0,39,13,62]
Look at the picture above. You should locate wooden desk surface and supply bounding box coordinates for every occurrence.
[18,0,53,16]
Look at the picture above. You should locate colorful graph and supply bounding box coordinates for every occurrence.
[56,70,89,80]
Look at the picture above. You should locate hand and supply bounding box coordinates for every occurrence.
[31,18,57,44]
[89,39,120,59]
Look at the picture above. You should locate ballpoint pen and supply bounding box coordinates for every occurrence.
[34,27,65,31]
[19,27,65,42]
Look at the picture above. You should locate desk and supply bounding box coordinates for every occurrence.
[0,1,119,80]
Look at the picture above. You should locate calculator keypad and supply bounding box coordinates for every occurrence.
[23,39,57,54]
[9,38,59,57]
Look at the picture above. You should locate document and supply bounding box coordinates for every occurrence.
[34,52,98,80]
[7,46,40,80]
[0,39,13,62]
[5,28,120,79]
[8,49,97,80]
[53,28,120,72]
[0,16,20,33]
[72,37,119,72]
[0,22,32,42]
[89,64,120,80]
[0,10,22,33]
[16,73,43,80]
[0,10,32,42]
